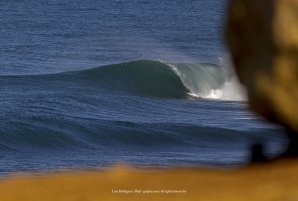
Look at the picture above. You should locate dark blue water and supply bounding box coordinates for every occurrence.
[0,0,287,175]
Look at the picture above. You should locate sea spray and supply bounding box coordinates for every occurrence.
[214,55,247,101]
[166,58,247,101]
[204,76,247,101]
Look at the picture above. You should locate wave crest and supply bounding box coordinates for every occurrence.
[79,59,246,100]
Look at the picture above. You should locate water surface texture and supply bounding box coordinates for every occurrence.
[0,0,287,175]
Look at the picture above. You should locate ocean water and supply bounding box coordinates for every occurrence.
[0,0,287,175]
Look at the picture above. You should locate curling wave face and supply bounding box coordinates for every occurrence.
[81,60,246,100]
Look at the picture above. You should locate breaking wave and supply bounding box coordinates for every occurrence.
[1,59,246,100]
[74,59,246,100]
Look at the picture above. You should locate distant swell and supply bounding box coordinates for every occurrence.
[0,119,279,152]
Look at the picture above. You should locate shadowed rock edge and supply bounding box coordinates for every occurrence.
[226,0,298,157]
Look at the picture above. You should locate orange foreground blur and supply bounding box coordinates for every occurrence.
[1,159,298,201]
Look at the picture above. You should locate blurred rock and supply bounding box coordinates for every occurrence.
[226,0,298,133]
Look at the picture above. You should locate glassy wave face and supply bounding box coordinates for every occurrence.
[2,60,245,100]
[83,60,246,100]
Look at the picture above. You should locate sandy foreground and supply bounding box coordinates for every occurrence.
[0,159,298,201]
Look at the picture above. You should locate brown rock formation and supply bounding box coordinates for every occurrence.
[226,0,298,155]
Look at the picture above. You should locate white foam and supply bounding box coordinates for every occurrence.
[203,76,247,101]
[164,55,248,101]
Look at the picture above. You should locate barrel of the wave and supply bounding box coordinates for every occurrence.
[98,60,191,98]
[226,0,298,156]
